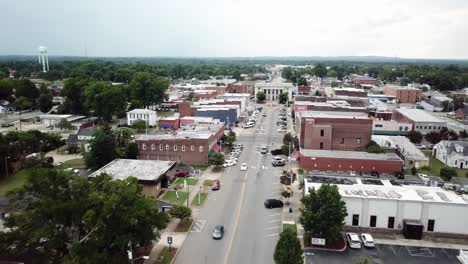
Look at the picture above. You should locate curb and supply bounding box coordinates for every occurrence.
[169,218,196,264]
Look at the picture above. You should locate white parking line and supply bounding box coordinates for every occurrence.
[266,233,279,237]
[265,226,281,230]
[268,219,281,223]
[190,219,206,232]
[268,213,281,217]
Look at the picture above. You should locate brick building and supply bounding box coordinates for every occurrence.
[226,81,255,94]
[296,111,372,151]
[384,86,422,104]
[136,123,224,165]
[351,76,377,86]
[334,88,368,98]
[293,101,368,114]
[293,95,327,102]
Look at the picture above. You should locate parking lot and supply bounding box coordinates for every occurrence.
[305,244,460,264]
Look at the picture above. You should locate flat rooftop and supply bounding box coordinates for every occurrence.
[385,85,421,91]
[305,177,468,205]
[395,108,445,123]
[89,159,176,182]
[334,88,366,92]
[301,149,402,161]
[372,135,428,161]
[136,123,223,140]
[298,111,370,119]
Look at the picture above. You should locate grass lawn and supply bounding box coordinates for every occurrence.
[57,159,86,169]
[192,165,209,171]
[153,246,176,264]
[174,219,194,232]
[0,168,43,196]
[419,151,467,177]
[191,192,207,206]
[203,179,213,187]
[283,223,297,233]
[161,191,188,205]
[174,178,199,186]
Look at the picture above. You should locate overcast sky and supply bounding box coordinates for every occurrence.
[2,0,468,59]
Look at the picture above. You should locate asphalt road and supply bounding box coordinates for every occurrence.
[174,105,287,264]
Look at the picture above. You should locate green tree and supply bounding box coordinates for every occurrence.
[15,79,40,101]
[299,184,348,240]
[314,63,327,78]
[283,133,293,146]
[209,152,225,167]
[279,92,289,104]
[440,167,457,181]
[131,119,147,133]
[273,228,303,264]
[38,93,53,113]
[15,96,32,111]
[129,72,169,108]
[58,118,72,130]
[407,130,423,144]
[169,205,192,222]
[125,142,139,159]
[256,91,266,102]
[85,126,118,170]
[367,140,385,153]
[85,81,126,121]
[62,77,89,115]
[327,70,338,78]
[0,170,167,263]
[297,77,308,86]
[425,131,442,145]
[226,129,236,146]
[314,90,321,96]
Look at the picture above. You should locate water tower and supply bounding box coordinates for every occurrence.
[38,46,49,72]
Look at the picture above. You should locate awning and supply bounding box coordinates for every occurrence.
[212,144,221,152]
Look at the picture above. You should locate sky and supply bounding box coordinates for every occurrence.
[2,0,468,59]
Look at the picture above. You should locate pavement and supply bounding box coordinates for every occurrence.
[172,104,287,264]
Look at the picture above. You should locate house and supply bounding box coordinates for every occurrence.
[456,103,468,120]
[127,109,157,126]
[66,127,97,151]
[433,141,468,169]
[89,159,176,197]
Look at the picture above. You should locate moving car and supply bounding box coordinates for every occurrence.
[240,163,248,171]
[260,146,268,154]
[1,123,13,128]
[264,199,284,209]
[346,233,362,249]
[360,233,375,248]
[212,180,220,191]
[242,122,255,128]
[262,113,267,117]
[272,156,285,163]
[270,148,283,155]
[212,225,224,240]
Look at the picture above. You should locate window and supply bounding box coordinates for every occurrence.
[151,144,155,150]
[388,217,395,229]
[428,126,432,129]
[191,145,194,151]
[465,161,467,165]
[182,145,186,152]
[159,144,163,151]
[340,138,344,144]
[199,146,203,152]
[357,137,361,144]
[399,126,403,131]
[455,160,458,165]
[405,126,409,131]
[319,142,324,149]
[427,219,435,232]
[375,124,383,128]
[424,126,427,129]
[352,214,359,226]
[142,143,146,150]
[166,144,169,150]
[174,145,177,151]
[370,215,377,227]
[320,129,324,136]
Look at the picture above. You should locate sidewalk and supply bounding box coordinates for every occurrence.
[281,161,303,236]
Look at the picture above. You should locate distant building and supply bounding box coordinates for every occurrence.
[351,76,377,86]
[254,82,295,101]
[456,103,468,120]
[39,114,88,129]
[393,108,446,134]
[384,85,422,104]
[127,109,157,126]
[66,127,97,151]
[334,88,368,98]
[89,159,176,197]
[293,101,367,114]
[420,92,451,112]
[433,141,468,169]
[297,85,311,95]
[372,135,429,169]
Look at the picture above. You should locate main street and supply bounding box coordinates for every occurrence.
[174,104,286,264]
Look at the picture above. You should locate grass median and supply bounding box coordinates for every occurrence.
[191,192,207,206]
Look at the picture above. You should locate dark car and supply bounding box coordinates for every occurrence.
[280,176,291,185]
[174,169,190,177]
[270,148,283,155]
[0,123,13,128]
[264,199,284,209]
[212,225,224,240]
[212,180,220,191]
[272,160,286,167]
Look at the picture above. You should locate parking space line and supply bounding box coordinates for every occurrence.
[375,244,381,255]
[265,226,281,230]
[268,213,281,217]
[268,219,281,223]
[390,245,397,255]
[266,233,279,237]
[441,248,449,258]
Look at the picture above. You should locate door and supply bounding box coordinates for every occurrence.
[461,162,464,169]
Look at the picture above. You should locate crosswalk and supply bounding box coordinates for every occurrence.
[190,219,206,232]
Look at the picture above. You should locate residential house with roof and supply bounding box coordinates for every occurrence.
[456,103,468,120]
[433,141,468,169]
[127,109,157,126]
[66,127,97,151]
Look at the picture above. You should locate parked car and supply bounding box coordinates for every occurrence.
[174,169,191,177]
[243,122,254,128]
[223,160,237,167]
[272,156,285,162]
[418,173,429,181]
[212,180,220,191]
[233,144,243,149]
[240,163,248,171]
[346,233,362,249]
[264,199,284,209]
[270,148,283,155]
[272,160,286,167]
[212,225,224,240]
[262,113,267,117]
[260,146,268,154]
[0,123,13,128]
[360,233,375,248]
[349,171,356,176]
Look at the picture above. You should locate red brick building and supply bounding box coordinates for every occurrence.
[136,124,224,165]
[294,95,327,102]
[298,86,311,95]
[351,76,377,85]
[293,101,368,114]
[384,86,422,104]
[193,90,218,100]
[299,149,403,174]
[297,111,372,151]
[334,88,368,98]
[226,82,254,94]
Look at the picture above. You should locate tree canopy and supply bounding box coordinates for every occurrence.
[85,126,118,170]
[273,229,303,264]
[0,170,168,263]
[129,72,169,108]
[256,91,266,102]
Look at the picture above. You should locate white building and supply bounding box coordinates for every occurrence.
[255,82,295,102]
[433,141,468,169]
[372,135,429,169]
[222,93,251,113]
[305,177,468,235]
[127,109,157,126]
[393,108,447,134]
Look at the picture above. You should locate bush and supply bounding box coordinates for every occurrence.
[67,145,80,154]
[411,166,418,175]
[440,167,457,181]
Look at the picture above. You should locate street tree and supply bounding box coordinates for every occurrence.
[131,119,147,133]
[38,93,53,113]
[169,205,192,222]
[58,118,72,130]
[279,92,289,104]
[283,132,293,146]
[256,91,266,102]
[0,170,168,263]
[85,126,118,170]
[314,90,321,96]
[299,184,348,241]
[440,167,457,181]
[226,129,236,146]
[129,72,169,108]
[209,152,225,167]
[407,130,423,144]
[425,131,442,145]
[273,228,303,264]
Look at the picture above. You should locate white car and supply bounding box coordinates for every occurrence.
[223,160,236,167]
[243,122,255,128]
[240,163,248,171]
[360,233,375,248]
[418,173,429,181]
[346,233,362,249]
[272,156,285,163]
[349,171,356,176]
